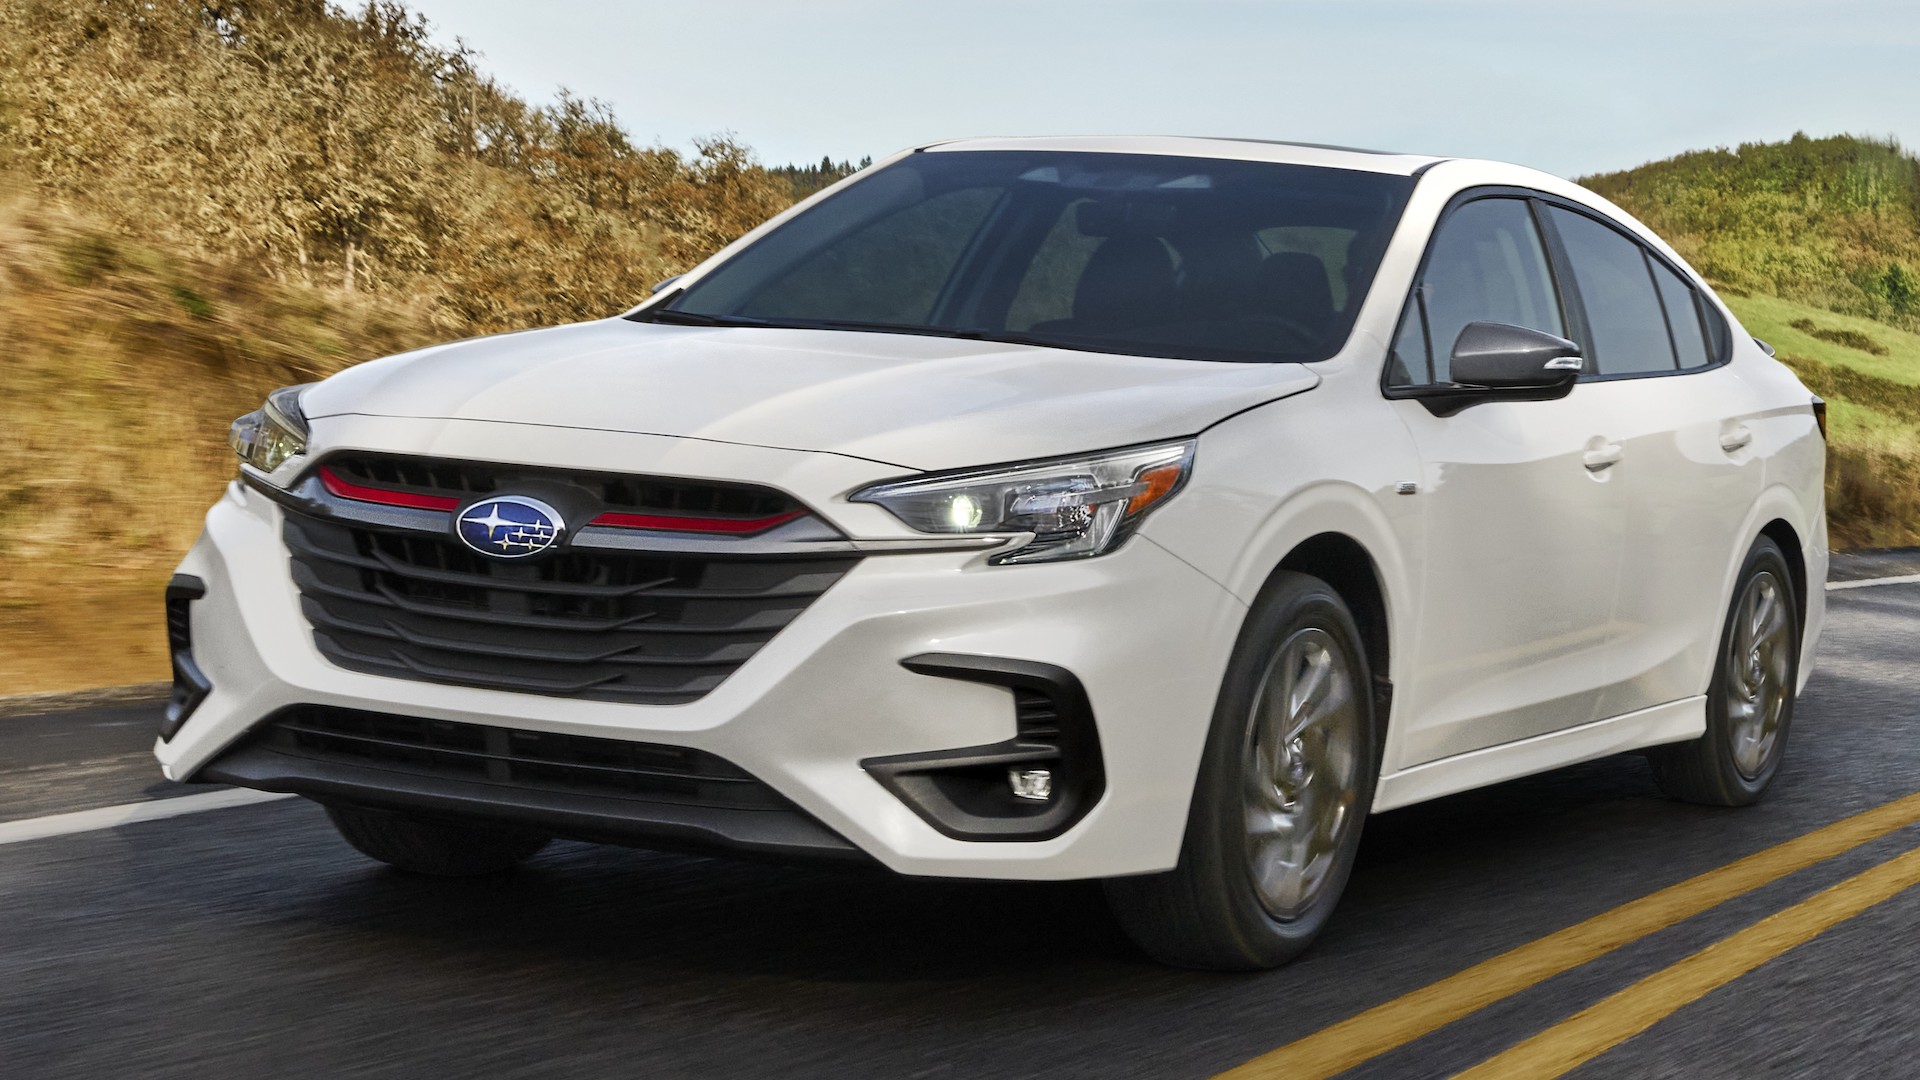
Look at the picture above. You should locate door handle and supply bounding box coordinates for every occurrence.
[1720,424,1753,453]
[1583,443,1624,472]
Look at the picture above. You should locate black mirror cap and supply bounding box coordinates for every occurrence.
[1449,321,1584,390]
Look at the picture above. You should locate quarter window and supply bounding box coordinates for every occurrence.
[1545,207,1677,375]
[1388,198,1563,386]
[1649,259,1711,369]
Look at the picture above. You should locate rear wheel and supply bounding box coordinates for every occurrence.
[1649,535,1799,806]
[325,804,551,876]
[1105,572,1378,970]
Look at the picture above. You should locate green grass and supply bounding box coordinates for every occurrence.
[1723,293,1920,547]
[1726,292,1920,385]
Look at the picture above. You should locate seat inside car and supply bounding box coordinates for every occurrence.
[1257,250,1335,336]
[1063,235,1178,333]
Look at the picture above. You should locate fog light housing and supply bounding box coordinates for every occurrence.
[1008,768,1054,802]
[863,655,1104,841]
[161,574,212,741]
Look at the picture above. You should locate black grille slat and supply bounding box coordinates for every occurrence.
[258,706,787,810]
[300,598,772,663]
[285,459,859,705]
[287,531,840,604]
[272,722,760,785]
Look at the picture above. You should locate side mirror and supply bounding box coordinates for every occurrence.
[650,275,683,296]
[1403,322,1583,416]
[1450,321,1584,389]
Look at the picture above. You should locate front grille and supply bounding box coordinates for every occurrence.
[255,706,786,811]
[285,508,860,705]
[328,453,801,520]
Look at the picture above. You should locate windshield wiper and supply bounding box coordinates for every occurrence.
[642,308,775,328]
[789,319,1086,349]
[642,310,1116,356]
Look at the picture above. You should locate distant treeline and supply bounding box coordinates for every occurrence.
[0,0,803,332]
[1584,133,1920,333]
[768,156,876,199]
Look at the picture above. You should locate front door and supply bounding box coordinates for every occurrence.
[1384,196,1628,768]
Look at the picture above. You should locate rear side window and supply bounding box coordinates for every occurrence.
[1388,198,1563,385]
[1545,207,1676,375]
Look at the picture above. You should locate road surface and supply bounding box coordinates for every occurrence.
[4,575,1919,1079]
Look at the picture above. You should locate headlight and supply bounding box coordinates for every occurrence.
[850,440,1195,564]
[228,384,313,474]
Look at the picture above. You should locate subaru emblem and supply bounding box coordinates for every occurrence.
[455,496,565,559]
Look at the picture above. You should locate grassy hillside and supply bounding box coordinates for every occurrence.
[0,196,443,693]
[1590,135,1920,549]
[1723,294,1920,545]
[1585,134,1920,331]
[0,0,815,692]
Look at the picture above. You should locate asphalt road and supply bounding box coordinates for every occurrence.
[5,580,1920,1079]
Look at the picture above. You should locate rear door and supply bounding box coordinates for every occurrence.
[1384,196,1630,768]
[1537,205,1766,718]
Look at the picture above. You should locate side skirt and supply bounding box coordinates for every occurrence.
[1372,696,1706,812]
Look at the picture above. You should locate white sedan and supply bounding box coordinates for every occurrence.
[169,136,1825,969]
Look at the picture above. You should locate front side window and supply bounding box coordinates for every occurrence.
[648,151,1415,365]
[1545,207,1678,376]
[1388,198,1564,386]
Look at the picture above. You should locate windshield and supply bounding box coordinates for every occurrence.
[642,150,1415,364]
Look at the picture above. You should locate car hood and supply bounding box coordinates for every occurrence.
[302,319,1321,471]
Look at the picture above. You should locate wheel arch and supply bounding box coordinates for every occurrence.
[1720,483,1826,695]
[1758,517,1808,632]
[1273,533,1393,749]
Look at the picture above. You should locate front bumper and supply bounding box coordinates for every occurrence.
[161,476,1246,880]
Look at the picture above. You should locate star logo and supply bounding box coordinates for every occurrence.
[454,496,564,559]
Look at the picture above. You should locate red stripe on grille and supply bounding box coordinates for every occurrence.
[318,467,461,511]
[319,466,806,534]
[589,509,806,534]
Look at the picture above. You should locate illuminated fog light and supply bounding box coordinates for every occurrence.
[1008,768,1054,802]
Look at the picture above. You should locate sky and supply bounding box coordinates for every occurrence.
[418,0,1920,179]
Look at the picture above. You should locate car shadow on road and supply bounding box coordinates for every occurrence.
[271,751,1715,995]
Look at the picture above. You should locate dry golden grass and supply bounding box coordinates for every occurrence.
[0,195,442,692]
[0,0,798,694]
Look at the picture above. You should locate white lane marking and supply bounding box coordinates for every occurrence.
[0,789,295,847]
[1828,573,1920,592]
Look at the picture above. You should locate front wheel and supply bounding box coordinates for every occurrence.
[1105,572,1378,970]
[1649,535,1800,806]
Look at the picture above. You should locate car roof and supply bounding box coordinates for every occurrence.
[918,135,1446,176]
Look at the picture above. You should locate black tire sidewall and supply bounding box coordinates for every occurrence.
[1186,573,1379,964]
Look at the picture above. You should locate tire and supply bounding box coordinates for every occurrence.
[1649,535,1800,806]
[1105,572,1379,970]
[325,803,551,876]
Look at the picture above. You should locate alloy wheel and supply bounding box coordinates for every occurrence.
[1243,627,1364,921]
[1727,570,1792,779]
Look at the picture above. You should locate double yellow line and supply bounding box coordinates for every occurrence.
[1218,791,1920,1080]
